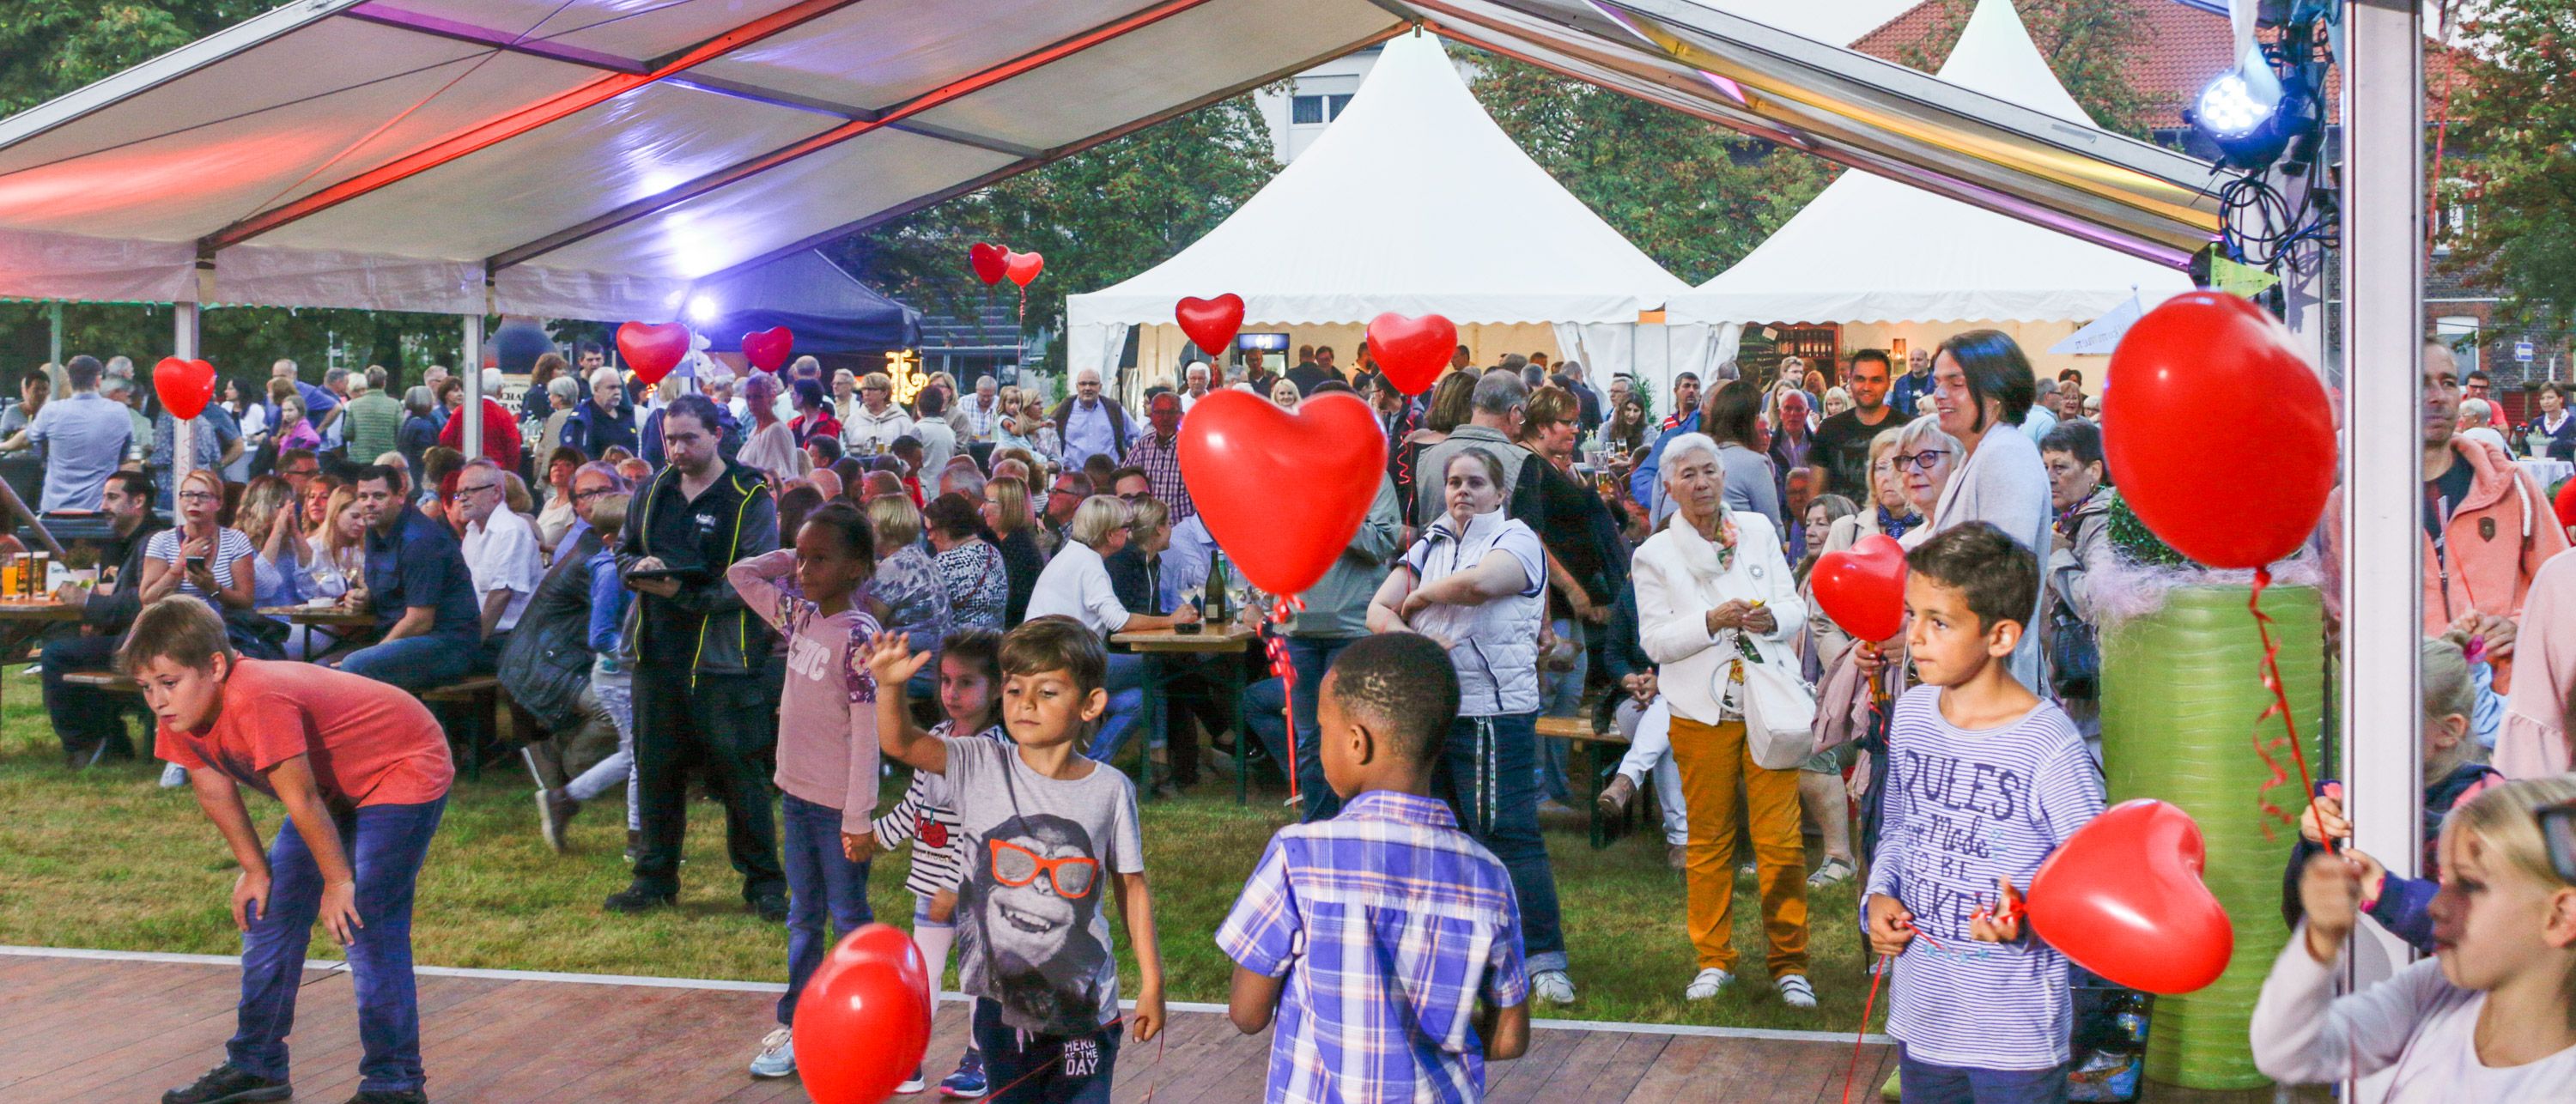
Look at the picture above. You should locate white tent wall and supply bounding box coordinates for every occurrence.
[1107,320,1567,407]
[1836,320,2106,391]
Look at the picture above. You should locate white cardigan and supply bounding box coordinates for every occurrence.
[1631,511,1805,728]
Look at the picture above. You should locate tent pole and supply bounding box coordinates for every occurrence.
[462,313,484,460]
[173,303,199,494]
[2338,7,2425,1103]
[47,302,62,368]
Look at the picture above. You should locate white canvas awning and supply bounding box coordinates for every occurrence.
[1666,0,2196,326]
[0,0,2218,325]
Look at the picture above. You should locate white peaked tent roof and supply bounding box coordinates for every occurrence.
[1667,0,2196,325]
[1071,33,1692,328]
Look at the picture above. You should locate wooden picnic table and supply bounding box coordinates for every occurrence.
[0,601,80,712]
[1109,622,1261,652]
[1110,622,1268,801]
[258,604,380,662]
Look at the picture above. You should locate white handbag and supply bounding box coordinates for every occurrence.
[1733,636,1820,771]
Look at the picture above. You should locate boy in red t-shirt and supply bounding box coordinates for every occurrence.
[128,597,454,1104]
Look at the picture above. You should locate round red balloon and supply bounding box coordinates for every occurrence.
[791,923,933,1104]
[1180,391,1387,597]
[1176,294,1245,358]
[1367,312,1456,397]
[2105,292,2335,568]
[968,242,1008,287]
[617,321,691,386]
[1810,533,1907,642]
[153,356,216,420]
[2025,799,2234,995]
[2555,475,2576,531]
[1004,250,1044,288]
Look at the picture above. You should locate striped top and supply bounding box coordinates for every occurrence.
[872,719,1008,896]
[145,527,256,604]
[1216,790,1529,1104]
[1863,685,2104,1071]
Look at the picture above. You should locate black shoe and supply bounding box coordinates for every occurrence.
[750,892,790,924]
[343,1090,428,1104]
[603,883,676,913]
[163,1063,290,1104]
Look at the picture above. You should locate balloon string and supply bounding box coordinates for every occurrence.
[2246,566,2324,851]
[1841,955,1888,1104]
[1266,597,1305,803]
[974,1012,1164,1101]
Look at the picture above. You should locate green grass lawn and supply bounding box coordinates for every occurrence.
[0,669,1881,1034]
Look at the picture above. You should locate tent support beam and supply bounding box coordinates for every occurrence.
[660,73,1042,158]
[173,302,199,495]
[2338,2,2424,1101]
[340,2,648,74]
[461,313,483,460]
[689,20,1412,288]
[485,0,1230,275]
[197,0,869,254]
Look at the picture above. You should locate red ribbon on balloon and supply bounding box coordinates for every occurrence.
[1004,250,1043,323]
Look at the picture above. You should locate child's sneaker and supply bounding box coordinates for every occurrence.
[1776,974,1817,1009]
[161,1063,289,1104]
[938,1049,987,1098]
[747,1027,795,1077]
[1684,968,1733,1001]
[1529,968,1576,1005]
[895,1065,927,1094]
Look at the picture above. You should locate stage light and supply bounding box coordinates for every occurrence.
[2183,53,2316,173]
[686,294,720,325]
[2192,72,2275,139]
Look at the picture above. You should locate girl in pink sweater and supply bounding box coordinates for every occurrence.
[726,501,883,1082]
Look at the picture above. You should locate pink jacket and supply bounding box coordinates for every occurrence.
[2497,549,2576,779]
[2324,438,2571,692]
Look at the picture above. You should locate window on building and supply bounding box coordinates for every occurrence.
[1292,95,1323,124]
[1327,94,1353,118]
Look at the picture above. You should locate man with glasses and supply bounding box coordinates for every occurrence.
[1120,392,1193,522]
[42,470,165,767]
[1049,367,1133,472]
[564,367,639,459]
[274,449,322,500]
[340,464,483,691]
[455,459,541,646]
[1038,471,1091,558]
[605,394,786,919]
[2464,368,2511,429]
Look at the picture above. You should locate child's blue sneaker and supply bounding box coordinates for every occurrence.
[747,1028,794,1078]
[938,1048,987,1098]
[895,1065,927,1094]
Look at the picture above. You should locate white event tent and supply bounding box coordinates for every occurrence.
[1666,0,2194,376]
[1066,32,1716,403]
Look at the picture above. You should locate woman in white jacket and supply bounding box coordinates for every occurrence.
[1631,432,1815,1009]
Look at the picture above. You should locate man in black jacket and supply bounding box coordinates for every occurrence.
[42,470,165,766]
[562,367,640,459]
[604,395,786,919]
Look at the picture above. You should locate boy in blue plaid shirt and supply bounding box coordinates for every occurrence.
[1217,632,1532,1103]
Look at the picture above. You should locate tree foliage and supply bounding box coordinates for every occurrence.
[831,96,1278,370]
[1463,51,1829,284]
[2445,0,2576,329]
[1875,0,2158,140]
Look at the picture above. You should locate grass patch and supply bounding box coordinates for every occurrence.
[0,669,1880,1032]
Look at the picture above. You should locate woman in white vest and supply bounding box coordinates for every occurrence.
[1631,431,1817,1010]
[1368,448,1576,1006]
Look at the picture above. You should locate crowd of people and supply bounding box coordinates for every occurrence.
[15,328,2576,1104]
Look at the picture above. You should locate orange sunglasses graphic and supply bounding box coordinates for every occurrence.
[988,839,1100,899]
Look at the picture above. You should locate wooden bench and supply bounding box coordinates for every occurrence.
[1535,716,1639,849]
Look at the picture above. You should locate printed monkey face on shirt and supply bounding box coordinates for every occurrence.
[969,812,1110,1028]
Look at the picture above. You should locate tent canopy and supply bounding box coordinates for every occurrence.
[693,249,921,353]
[0,0,2220,324]
[1667,0,2196,325]
[1069,33,1692,331]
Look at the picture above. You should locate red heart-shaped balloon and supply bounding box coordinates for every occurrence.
[1367,312,1456,397]
[1176,294,1245,358]
[2555,475,2576,531]
[1004,250,1044,288]
[2026,799,2234,995]
[2105,292,2334,569]
[968,242,1008,287]
[741,326,793,373]
[153,356,216,421]
[617,321,691,385]
[1180,391,1388,597]
[1810,533,1907,642]
[792,923,932,1104]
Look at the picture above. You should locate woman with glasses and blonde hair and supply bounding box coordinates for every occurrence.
[139,468,259,619]
[844,372,914,454]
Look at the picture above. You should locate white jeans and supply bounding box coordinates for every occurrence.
[566,667,640,831]
[1613,697,1690,846]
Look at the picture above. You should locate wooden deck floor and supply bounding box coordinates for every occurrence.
[0,948,2305,1102]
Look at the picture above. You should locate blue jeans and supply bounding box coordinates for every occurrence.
[1081,652,1153,767]
[338,631,479,691]
[973,997,1121,1104]
[233,798,447,1094]
[1534,617,1588,804]
[1434,712,1566,972]
[777,792,874,1026]
[1242,636,1352,822]
[1897,1045,2069,1103]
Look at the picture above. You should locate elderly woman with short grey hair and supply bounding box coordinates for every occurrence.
[1026,494,1200,779]
[1631,430,1814,1009]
